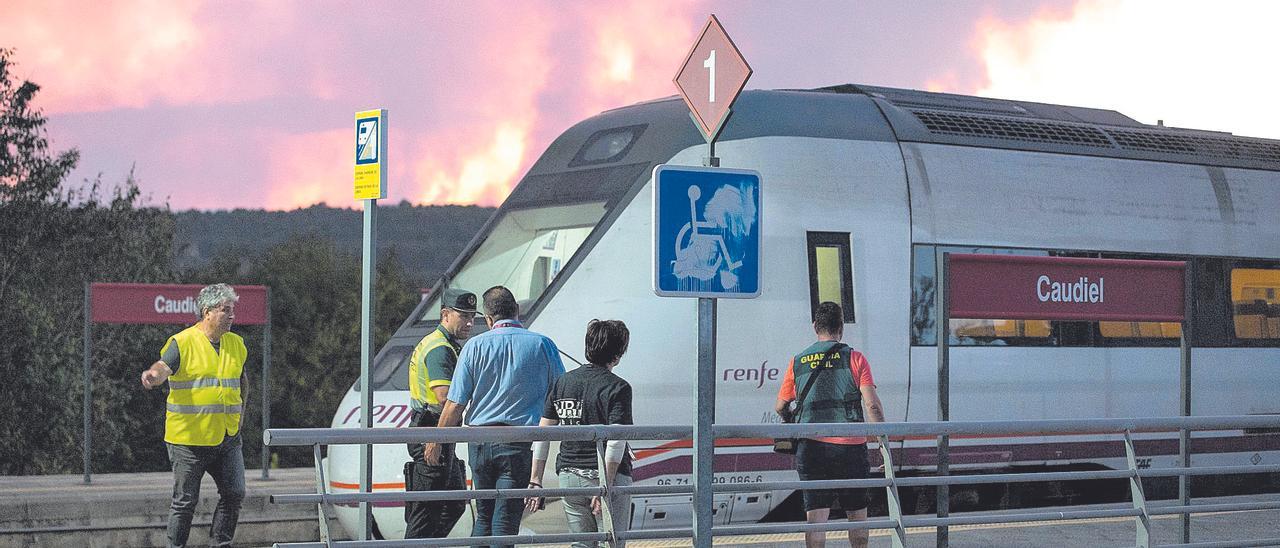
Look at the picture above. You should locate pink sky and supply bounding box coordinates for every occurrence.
[3,0,1276,211]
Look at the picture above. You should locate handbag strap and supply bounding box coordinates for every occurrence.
[792,343,847,414]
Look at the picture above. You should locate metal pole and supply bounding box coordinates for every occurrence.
[83,282,92,484]
[693,296,717,548]
[935,249,950,546]
[1179,266,1193,544]
[262,287,272,480]
[359,198,378,539]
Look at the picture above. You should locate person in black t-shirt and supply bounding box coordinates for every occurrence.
[527,320,633,548]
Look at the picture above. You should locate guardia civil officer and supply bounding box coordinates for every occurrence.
[140,283,247,548]
[774,301,886,548]
[404,288,476,538]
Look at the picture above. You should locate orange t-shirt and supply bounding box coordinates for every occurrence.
[777,348,875,445]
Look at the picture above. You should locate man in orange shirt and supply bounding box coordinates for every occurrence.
[775,301,885,548]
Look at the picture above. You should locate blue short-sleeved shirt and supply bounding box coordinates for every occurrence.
[447,319,566,426]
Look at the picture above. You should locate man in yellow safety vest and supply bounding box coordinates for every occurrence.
[141,283,247,548]
[404,288,476,538]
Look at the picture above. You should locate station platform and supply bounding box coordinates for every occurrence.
[525,494,1280,547]
[0,467,337,547]
[2,468,1276,547]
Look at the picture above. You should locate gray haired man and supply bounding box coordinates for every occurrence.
[141,283,248,548]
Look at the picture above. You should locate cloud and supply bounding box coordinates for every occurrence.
[401,0,702,207]
[18,1,707,209]
[1,1,239,114]
[973,0,1280,139]
[261,128,352,210]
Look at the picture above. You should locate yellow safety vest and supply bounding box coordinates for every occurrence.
[408,327,457,409]
[162,325,247,446]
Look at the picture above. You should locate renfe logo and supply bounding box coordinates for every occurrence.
[1037,275,1104,304]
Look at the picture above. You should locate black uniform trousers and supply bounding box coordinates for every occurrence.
[404,408,467,539]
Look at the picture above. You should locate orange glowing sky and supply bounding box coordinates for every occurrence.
[3,0,1275,210]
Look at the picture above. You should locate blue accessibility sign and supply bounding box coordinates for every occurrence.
[653,164,762,298]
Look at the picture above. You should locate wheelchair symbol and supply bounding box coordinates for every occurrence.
[671,185,744,290]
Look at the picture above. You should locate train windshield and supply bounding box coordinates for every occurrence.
[418,201,608,323]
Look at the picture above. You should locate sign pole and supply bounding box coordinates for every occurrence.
[692,147,722,548]
[935,249,950,546]
[261,287,272,480]
[353,107,386,541]
[694,296,716,548]
[83,282,92,484]
[358,198,377,539]
[670,17,752,547]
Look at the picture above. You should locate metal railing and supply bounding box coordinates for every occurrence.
[264,415,1280,548]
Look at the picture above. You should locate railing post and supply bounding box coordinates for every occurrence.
[1124,431,1152,548]
[312,443,332,547]
[598,438,625,548]
[935,248,951,547]
[1179,281,1194,545]
[878,435,907,548]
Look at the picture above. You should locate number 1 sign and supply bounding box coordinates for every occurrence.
[674,15,752,143]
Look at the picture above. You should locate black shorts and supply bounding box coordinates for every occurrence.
[796,440,869,512]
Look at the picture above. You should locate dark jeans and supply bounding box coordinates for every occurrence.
[404,455,467,538]
[404,410,467,538]
[468,441,533,548]
[796,440,869,512]
[166,434,245,548]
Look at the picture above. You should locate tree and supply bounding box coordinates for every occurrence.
[0,49,421,474]
[0,49,178,474]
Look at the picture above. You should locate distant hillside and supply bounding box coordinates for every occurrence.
[173,203,496,286]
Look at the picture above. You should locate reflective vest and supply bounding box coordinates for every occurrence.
[791,341,863,424]
[163,326,246,446]
[408,327,458,410]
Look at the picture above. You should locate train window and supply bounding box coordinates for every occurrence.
[568,125,646,168]
[1230,268,1280,340]
[417,202,607,324]
[911,245,1056,346]
[1099,321,1183,339]
[806,232,854,322]
[952,318,1053,341]
[355,345,414,392]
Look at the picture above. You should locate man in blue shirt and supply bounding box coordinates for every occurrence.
[426,285,565,546]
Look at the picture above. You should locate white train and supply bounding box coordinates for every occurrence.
[326,84,1280,538]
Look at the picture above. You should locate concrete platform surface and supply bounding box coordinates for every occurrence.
[0,467,336,547]
[2,468,1277,547]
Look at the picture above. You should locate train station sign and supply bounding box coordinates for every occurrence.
[673,15,752,142]
[89,283,268,325]
[946,254,1185,322]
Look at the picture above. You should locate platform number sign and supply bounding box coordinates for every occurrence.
[674,15,752,143]
[353,109,387,200]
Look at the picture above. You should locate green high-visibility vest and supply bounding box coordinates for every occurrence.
[791,341,863,424]
[408,327,456,409]
[162,326,246,446]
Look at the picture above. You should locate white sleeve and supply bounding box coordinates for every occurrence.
[533,440,550,461]
[604,439,626,464]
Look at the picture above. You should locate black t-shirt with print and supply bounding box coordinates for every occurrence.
[542,365,633,475]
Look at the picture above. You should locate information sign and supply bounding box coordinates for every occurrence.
[673,15,752,142]
[353,109,387,200]
[652,164,761,298]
